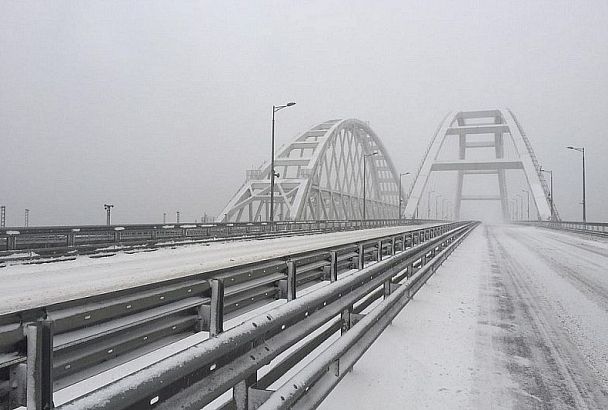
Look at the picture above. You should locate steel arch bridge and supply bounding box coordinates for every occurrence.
[220,119,401,222]
[403,108,558,221]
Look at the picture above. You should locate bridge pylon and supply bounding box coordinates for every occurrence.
[404,109,557,221]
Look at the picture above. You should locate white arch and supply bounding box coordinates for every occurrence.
[219,119,401,222]
[404,109,556,221]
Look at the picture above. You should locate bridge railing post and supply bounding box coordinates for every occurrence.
[209,279,224,337]
[26,319,54,410]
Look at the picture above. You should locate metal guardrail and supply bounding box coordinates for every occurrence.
[518,220,608,237]
[0,219,444,262]
[0,221,476,409]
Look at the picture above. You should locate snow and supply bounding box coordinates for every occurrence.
[0,224,439,315]
[321,224,608,409]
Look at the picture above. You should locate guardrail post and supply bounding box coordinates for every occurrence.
[340,306,352,335]
[329,251,338,282]
[376,240,383,261]
[209,279,224,336]
[113,231,121,244]
[7,235,17,251]
[66,233,75,248]
[26,320,53,410]
[287,260,296,301]
[234,371,257,410]
[390,237,395,256]
[357,244,365,270]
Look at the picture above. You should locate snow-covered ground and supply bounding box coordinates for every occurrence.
[321,224,608,409]
[0,223,439,315]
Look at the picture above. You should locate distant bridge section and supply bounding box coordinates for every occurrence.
[404,109,557,221]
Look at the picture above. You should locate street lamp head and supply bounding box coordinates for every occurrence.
[286,102,296,107]
[566,146,584,153]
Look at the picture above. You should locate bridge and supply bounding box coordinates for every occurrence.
[1,110,606,410]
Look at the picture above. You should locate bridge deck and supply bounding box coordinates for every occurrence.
[0,223,441,315]
[321,224,608,409]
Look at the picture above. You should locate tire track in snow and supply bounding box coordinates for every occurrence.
[486,226,608,409]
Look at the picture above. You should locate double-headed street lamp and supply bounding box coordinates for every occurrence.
[540,167,554,221]
[362,152,378,220]
[398,172,410,220]
[270,102,296,223]
[566,146,586,223]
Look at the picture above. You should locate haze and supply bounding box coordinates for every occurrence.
[1,1,607,226]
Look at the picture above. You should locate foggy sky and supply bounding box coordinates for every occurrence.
[1,1,607,226]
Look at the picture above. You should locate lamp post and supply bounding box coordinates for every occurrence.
[516,194,523,222]
[540,167,554,221]
[434,194,442,220]
[511,199,518,221]
[521,189,530,220]
[362,152,378,220]
[566,146,586,223]
[104,204,114,226]
[398,172,410,220]
[442,198,448,220]
[270,102,296,223]
[427,190,435,219]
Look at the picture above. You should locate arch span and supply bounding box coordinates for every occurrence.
[220,119,401,222]
[403,109,557,221]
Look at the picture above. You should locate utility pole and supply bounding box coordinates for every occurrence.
[104,204,114,226]
[270,102,296,224]
[521,189,530,220]
[163,212,166,224]
[176,211,180,224]
[24,209,30,227]
[398,172,410,220]
[566,146,586,222]
[1,205,5,227]
[362,152,378,220]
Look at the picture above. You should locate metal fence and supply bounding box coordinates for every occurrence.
[518,220,608,237]
[0,219,444,261]
[0,220,477,409]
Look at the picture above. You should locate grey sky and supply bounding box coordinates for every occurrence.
[1,1,607,225]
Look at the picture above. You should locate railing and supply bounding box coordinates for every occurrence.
[0,219,443,263]
[518,220,608,236]
[0,220,476,409]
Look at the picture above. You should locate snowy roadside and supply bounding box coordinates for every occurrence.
[321,224,608,409]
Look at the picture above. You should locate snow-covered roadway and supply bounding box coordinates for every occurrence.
[321,224,608,409]
[0,223,440,315]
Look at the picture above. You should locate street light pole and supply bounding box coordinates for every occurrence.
[566,146,586,222]
[521,189,530,220]
[435,195,441,220]
[516,194,523,222]
[398,172,410,220]
[427,190,435,219]
[540,167,554,221]
[270,102,296,224]
[363,152,378,220]
[442,198,448,220]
